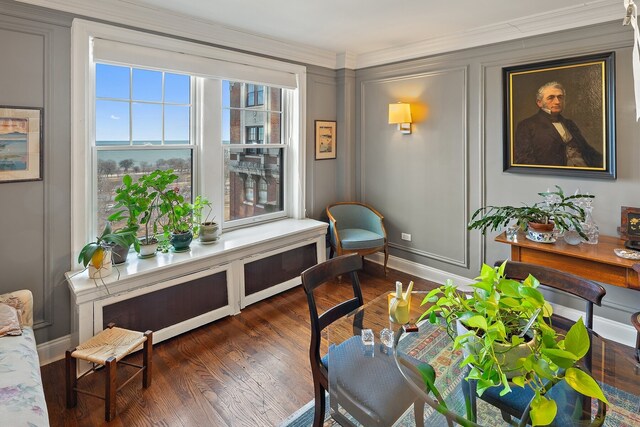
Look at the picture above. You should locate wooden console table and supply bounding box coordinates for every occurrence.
[496,232,640,291]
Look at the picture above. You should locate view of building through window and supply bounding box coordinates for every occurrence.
[223,80,284,222]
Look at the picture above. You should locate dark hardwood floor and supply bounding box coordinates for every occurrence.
[40,262,639,426]
[42,262,436,427]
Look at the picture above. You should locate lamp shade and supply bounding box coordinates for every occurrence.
[388,103,412,124]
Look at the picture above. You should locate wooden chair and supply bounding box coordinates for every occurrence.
[326,202,389,274]
[632,311,640,363]
[467,260,606,425]
[301,254,424,427]
[66,324,153,421]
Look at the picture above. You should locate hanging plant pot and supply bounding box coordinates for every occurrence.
[170,230,193,252]
[87,246,113,279]
[198,222,220,245]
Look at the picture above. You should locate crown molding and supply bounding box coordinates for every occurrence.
[356,0,622,68]
[16,0,623,70]
[14,0,338,68]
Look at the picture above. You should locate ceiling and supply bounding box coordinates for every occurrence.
[18,0,625,68]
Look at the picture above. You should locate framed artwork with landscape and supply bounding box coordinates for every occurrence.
[503,52,616,179]
[0,106,43,183]
[315,120,337,160]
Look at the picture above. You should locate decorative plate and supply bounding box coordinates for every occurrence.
[613,248,640,260]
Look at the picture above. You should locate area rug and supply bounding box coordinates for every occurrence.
[281,325,640,427]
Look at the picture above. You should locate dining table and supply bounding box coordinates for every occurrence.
[325,286,640,426]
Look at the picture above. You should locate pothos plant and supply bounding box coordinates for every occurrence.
[419,262,608,426]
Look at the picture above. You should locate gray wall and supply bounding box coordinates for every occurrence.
[355,22,640,325]
[0,1,340,345]
[0,3,72,344]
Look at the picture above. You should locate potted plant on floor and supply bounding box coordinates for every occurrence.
[419,261,608,426]
[192,195,220,244]
[468,186,594,242]
[78,223,134,278]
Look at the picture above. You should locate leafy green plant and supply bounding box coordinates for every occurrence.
[468,186,594,239]
[77,223,135,268]
[419,262,608,426]
[134,169,192,236]
[191,195,216,237]
[108,173,159,249]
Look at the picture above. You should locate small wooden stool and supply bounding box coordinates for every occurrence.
[65,324,153,421]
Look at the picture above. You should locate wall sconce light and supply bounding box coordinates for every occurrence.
[388,102,412,134]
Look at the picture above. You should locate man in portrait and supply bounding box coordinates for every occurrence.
[513,81,603,168]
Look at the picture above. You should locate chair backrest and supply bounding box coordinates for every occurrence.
[496,260,606,329]
[326,202,385,234]
[301,254,364,385]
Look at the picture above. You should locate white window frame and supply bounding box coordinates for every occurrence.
[71,19,307,263]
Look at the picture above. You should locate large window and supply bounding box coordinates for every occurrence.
[72,20,306,257]
[95,64,193,234]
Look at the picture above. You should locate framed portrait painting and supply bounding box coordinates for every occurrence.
[503,52,615,179]
[0,106,43,183]
[315,120,337,160]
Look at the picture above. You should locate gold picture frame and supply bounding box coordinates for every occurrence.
[503,52,615,179]
[0,106,43,183]
[315,120,337,160]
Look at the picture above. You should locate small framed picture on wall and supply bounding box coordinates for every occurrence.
[0,106,43,183]
[315,120,337,160]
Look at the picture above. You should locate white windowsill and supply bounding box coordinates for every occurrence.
[66,218,327,304]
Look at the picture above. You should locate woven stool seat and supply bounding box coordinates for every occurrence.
[66,324,153,421]
[72,327,147,364]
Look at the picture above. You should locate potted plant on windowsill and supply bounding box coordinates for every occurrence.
[109,173,162,258]
[192,195,220,244]
[419,262,608,426]
[468,186,594,242]
[138,169,193,252]
[78,223,135,278]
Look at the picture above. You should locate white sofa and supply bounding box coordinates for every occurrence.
[0,290,50,426]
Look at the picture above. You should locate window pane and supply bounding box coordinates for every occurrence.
[267,112,281,144]
[227,109,242,144]
[165,105,190,143]
[269,87,281,112]
[96,63,130,99]
[132,68,162,102]
[132,103,162,144]
[222,108,231,144]
[97,149,193,235]
[224,147,283,221]
[223,80,242,108]
[164,73,190,104]
[96,100,130,145]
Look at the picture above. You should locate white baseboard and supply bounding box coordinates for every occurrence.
[367,253,637,347]
[37,334,71,366]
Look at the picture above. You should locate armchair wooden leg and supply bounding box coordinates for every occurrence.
[105,357,117,421]
[65,349,77,409]
[383,245,389,276]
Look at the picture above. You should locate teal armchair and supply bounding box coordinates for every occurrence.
[326,202,388,274]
